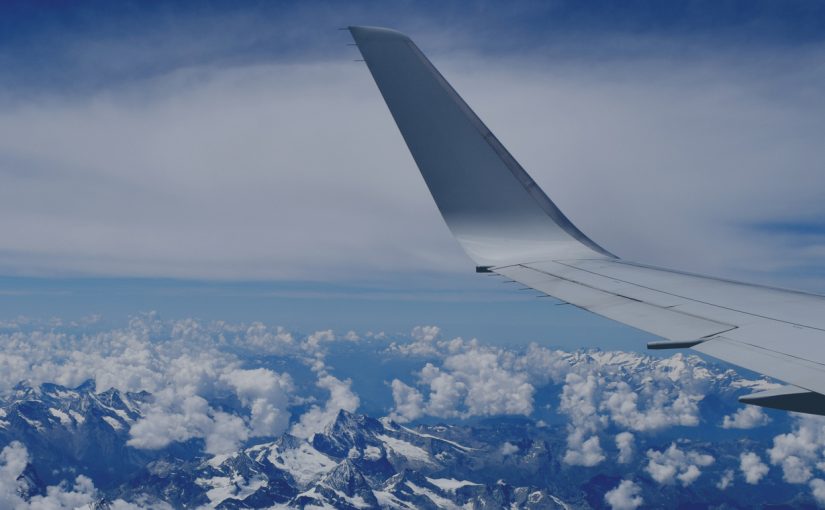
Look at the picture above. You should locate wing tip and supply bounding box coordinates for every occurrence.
[348,26,411,43]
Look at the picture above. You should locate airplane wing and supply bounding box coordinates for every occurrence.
[349,25,825,415]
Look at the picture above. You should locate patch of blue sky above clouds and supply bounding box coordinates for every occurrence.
[1,0,825,347]
[0,275,662,350]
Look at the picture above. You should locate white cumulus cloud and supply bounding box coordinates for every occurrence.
[601,381,700,431]
[389,341,535,420]
[739,452,769,485]
[645,443,714,486]
[616,432,635,464]
[604,479,643,510]
[810,478,825,506]
[717,469,735,490]
[291,373,360,439]
[767,415,825,484]
[500,442,520,456]
[221,368,294,437]
[722,406,770,429]
[560,373,606,466]
[564,434,606,467]
[389,379,425,423]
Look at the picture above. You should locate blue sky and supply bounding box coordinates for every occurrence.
[2,0,825,348]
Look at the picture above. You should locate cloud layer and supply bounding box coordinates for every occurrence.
[384,325,777,476]
[1,8,825,286]
[0,314,361,454]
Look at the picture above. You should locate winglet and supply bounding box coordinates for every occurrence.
[349,26,615,267]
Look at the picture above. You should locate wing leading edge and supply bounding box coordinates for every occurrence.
[349,25,825,415]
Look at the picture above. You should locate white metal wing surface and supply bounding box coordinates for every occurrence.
[349,26,825,415]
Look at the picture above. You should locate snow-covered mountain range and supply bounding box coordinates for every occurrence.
[1,380,574,509]
[0,317,819,508]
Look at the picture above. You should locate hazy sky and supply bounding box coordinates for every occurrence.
[1,0,825,344]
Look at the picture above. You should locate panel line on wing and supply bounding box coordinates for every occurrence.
[696,337,825,396]
[496,264,736,341]
[551,260,825,333]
